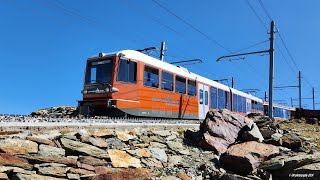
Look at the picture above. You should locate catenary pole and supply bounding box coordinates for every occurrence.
[268,21,275,118]
[313,87,315,110]
[299,71,302,108]
[160,41,165,61]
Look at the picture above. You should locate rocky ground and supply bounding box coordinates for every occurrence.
[0,108,319,179]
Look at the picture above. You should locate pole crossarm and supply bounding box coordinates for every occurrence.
[216,50,269,62]
[292,98,313,101]
[274,85,299,89]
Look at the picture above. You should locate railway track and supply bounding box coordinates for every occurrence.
[0,114,201,127]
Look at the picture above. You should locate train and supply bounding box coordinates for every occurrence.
[78,50,294,120]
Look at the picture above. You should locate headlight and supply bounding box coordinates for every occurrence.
[105,88,110,93]
[81,90,88,94]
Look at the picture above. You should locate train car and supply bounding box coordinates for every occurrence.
[78,50,267,119]
[263,102,293,120]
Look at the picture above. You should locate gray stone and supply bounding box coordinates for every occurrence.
[242,123,264,142]
[161,176,181,180]
[67,173,80,180]
[37,166,69,177]
[13,172,67,180]
[152,130,171,137]
[166,135,177,141]
[282,133,302,149]
[259,158,285,170]
[88,137,108,148]
[59,138,109,159]
[150,142,167,149]
[39,144,65,157]
[150,148,168,162]
[168,155,183,167]
[167,141,183,150]
[106,138,127,149]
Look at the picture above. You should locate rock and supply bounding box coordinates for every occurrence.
[167,141,183,151]
[33,130,62,140]
[37,166,69,177]
[59,138,109,159]
[166,135,177,141]
[18,155,77,166]
[168,155,183,167]
[150,148,168,162]
[198,109,251,154]
[39,144,65,157]
[77,162,95,171]
[306,118,318,125]
[179,149,190,155]
[106,138,127,149]
[13,173,67,180]
[116,131,136,141]
[69,168,94,175]
[0,173,8,180]
[219,173,255,180]
[264,133,283,146]
[78,156,108,166]
[107,149,141,168]
[126,148,151,158]
[88,137,108,148]
[26,136,55,146]
[152,130,171,137]
[141,158,163,168]
[259,157,285,170]
[293,162,320,177]
[176,172,191,180]
[161,176,181,180]
[133,143,149,148]
[0,166,34,174]
[281,153,320,171]
[220,141,280,175]
[67,173,80,180]
[0,139,38,155]
[242,123,264,142]
[150,142,167,149]
[92,129,114,137]
[282,133,302,149]
[0,153,32,170]
[90,168,151,180]
[259,127,276,139]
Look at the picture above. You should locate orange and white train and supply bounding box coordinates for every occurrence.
[78,50,292,120]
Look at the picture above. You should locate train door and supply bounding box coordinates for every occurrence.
[246,99,251,114]
[198,83,209,119]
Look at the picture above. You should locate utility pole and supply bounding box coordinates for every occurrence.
[160,41,165,61]
[264,91,267,101]
[298,71,302,108]
[313,87,315,110]
[232,77,234,88]
[291,97,293,107]
[268,20,275,119]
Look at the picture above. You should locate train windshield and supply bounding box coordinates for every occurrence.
[86,59,113,84]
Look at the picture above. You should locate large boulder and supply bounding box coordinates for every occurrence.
[107,149,141,168]
[220,141,280,175]
[282,133,302,150]
[59,138,109,159]
[198,109,251,154]
[0,139,38,155]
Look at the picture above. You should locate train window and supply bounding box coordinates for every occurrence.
[238,95,242,113]
[199,89,203,104]
[86,59,113,84]
[117,59,137,83]
[188,80,196,96]
[161,71,173,91]
[205,91,208,105]
[175,76,186,94]
[210,87,217,109]
[233,94,238,112]
[144,65,159,88]
[218,89,224,109]
[225,91,230,110]
[242,97,246,113]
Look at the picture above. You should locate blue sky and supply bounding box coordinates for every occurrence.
[1,0,319,114]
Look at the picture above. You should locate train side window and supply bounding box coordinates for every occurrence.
[199,89,203,104]
[218,89,224,109]
[242,97,246,113]
[117,59,137,83]
[144,65,159,88]
[210,87,217,109]
[205,91,208,105]
[175,76,186,94]
[238,95,242,112]
[233,94,237,112]
[188,80,196,96]
[161,71,173,91]
[225,91,230,110]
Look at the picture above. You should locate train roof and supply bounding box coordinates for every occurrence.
[91,50,264,101]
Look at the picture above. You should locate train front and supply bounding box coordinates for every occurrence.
[78,53,121,116]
